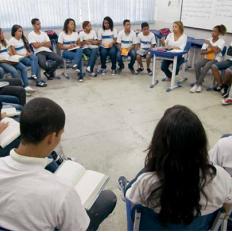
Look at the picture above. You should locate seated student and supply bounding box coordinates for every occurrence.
[0,97,116,230]
[98,16,118,75]
[28,18,63,80]
[9,24,47,87]
[117,19,138,75]
[79,21,99,77]
[0,102,21,157]
[58,18,84,82]
[0,28,35,93]
[160,21,187,81]
[136,22,156,76]
[126,105,232,227]
[190,25,226,93]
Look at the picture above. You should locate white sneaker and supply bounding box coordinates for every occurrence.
[86,66,91,73]
[190,84,198,93]
[31,75,38,80]
[25,86,36,92]
[196,85,202,93]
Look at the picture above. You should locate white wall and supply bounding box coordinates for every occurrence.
[154,0,232,45]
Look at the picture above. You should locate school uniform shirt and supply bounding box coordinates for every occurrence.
[126,165,232,216]
[0,149,90,231]
[98,28,117,48]
[28,31,52,54]
[201,37,225,62]
[0,40,9,59]
[117,30,137,49]
[137,32,156,50]
[209,136,232,176]
[165,32,187,51]
[79,30,98,49]
[58,31,79,49]
[8,37,27,56]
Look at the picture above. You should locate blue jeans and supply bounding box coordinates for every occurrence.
[83,48,98,72]
[63,49,83,76]
[161,57,184,78]
[0,67,4,79]
[99,46,117,70]
[0,62,29,87]
[117,48,136,69]
[21,54,41,80]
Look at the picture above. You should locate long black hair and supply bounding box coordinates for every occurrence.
[145,105,216,225]
[63,18,76,34]
[102,16,114,31]
[11,24,30,52]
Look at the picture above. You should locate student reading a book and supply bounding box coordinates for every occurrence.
[79,21,99,77]
[190,25,226,93]
[0,28,35,93]
[98,16,118,75]
[0,102,21,157]
[125,105,232,226]
[28,18,63,80]
[9,24,47,87]
[0,98,116,231]
[117,19,138,75]
[58,18,84,82]
[160,21,187,82]
[136,22,156,76]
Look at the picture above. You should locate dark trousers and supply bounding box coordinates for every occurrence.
[0,137,21,157]
[117,48,137,69]
[99,46,117,70]
[161,57,184,78]
[36,51,63,75]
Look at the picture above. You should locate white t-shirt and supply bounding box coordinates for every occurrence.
[0,40,9,59]
[8,37,27,56]
[0,150,90,231]
[126,165,232,216]
[165,33,187,51]
[98,28,117,47]
[201,37,225,62]
[58,31,79,48]
[28,31,52,54]
[209,136,232,176]
[117,30,137,49]
[79,30,98,49]
[137,32,156,50]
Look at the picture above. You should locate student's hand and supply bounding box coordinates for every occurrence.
[34,42,41,48]
[0,121,9,134]
[26,51,32,56]
[160,38,166,46]
[68,44,76,49]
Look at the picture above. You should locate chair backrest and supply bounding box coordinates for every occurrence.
[184,39,193,53]
[126,199,223,231]
[222,46,227,57]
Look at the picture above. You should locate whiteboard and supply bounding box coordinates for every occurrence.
[181,0,232,33]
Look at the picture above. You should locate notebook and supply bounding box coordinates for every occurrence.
[0,55,24,63]
[0,117,20,148]
[121,48,129,56]
[1,106,20,117]
[0,82,9,88]
[55,160,109,210]
[68,46,80,51]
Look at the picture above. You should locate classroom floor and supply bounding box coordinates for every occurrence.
[29,63,232,230]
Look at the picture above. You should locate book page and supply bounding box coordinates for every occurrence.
[1,107,18,117]
[68,46,80,51]
[0,117,20,148]
[74,170,109,210]
[55,160,86,186]
[8,55,25,63]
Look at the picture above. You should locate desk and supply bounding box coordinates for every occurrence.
[151,49,187,92]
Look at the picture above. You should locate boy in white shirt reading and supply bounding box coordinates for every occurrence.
[79,21,99,77]
[28,18,63,80]
[0,98,116,231]
[117,19,138,75]
[58,18,84,81]
[136,22,156,76]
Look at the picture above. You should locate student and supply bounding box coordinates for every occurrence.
[9,25,47,87]
[117,19,138,75]
[58,18,84,82]
[126,105,232,226]
[160,21,187,81]
[136,22,156,76]
[0,98,116,230]
[0,28,35,93]
[190,25,226,93]
[222,67,232,105]
[28,18,63,80]
[211,41,232,94]
[98,16,118,75]
[79,21,99,77]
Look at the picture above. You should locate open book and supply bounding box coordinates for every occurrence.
[55,160,109,210]
[0,55,24,63]
[0,117,20,148]
[1,106,21,117]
